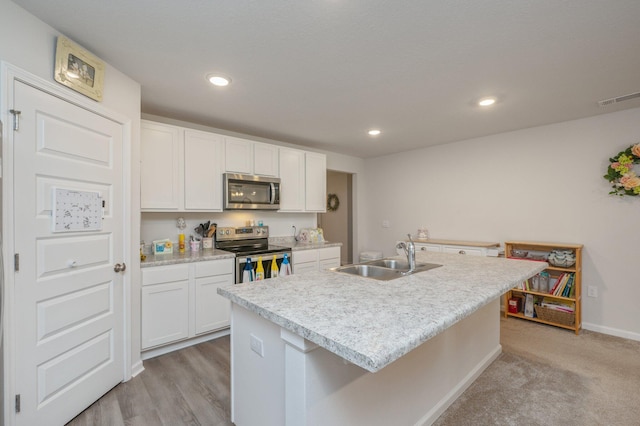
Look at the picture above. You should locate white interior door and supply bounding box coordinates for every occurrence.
[12,80,125,425]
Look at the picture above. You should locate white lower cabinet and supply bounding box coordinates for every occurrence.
[142,280,189,349]
[141,258,234,350]
[193,259,234,335]
[292,247,341,274]
[397,240,497,257]
[319,247,341,270]
[441,246,484,256]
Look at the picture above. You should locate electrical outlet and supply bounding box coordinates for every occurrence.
[382,220,390,228]
[250,333,264,357]
[587,286,598,297]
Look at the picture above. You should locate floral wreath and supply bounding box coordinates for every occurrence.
[327,193,340,211]
[604,143,640,196]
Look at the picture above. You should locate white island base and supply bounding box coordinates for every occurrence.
[231,298,501,426]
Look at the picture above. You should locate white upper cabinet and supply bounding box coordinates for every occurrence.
[279,147,306,211]
[305,152,327,212]
[141,120,324,212]
[141,121,223,212]
[141,121,182,210]
[225,136,279,177]
[279,148,327,213]
[184,130,224,211]
[253,142,279,176]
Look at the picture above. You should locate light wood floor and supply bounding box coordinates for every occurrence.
[66,336,233,426]
[68,319,640,425]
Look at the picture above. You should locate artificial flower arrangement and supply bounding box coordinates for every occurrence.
[604,143,640,196]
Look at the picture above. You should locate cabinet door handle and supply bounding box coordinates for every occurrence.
[114,262,127,273]
[459,250,466,255]
[421,247,427,251]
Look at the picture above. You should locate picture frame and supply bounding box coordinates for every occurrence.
[54,36,105,101]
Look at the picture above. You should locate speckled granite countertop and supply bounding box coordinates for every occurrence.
[141,240,342,268]
[269,237,342,251]
[141,249,235,268]
[217,251,546,373]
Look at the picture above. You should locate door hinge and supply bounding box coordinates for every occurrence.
[14,253,19,271]
[9,109,21,131]
[15,394,21,413]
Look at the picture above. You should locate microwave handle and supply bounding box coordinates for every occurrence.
[270,182,276,204]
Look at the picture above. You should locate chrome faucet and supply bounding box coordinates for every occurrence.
[396,233,416,272]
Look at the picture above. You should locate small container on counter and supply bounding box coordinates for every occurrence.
[202,237,213,249]
[179,234,185,253]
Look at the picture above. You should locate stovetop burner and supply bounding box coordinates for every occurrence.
[215,226,291,257]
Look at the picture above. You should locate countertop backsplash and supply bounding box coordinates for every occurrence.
[140,211,317,252]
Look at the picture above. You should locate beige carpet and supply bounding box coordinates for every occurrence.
[434,317,640,426]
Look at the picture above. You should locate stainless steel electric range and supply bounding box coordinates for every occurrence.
[215,226,292,283]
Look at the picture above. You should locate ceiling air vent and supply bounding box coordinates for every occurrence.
[598,91,640,107]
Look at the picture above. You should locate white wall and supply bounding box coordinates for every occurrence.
[141,211,317,246]
[0,1,142,418]
[362,107,640,340]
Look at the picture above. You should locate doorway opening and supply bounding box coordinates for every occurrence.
[318,170,353,265]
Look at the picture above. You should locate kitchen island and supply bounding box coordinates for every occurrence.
[218,251,546,425]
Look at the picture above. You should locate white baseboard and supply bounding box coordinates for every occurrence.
[130,360,145,378]
[141,328,230,360]
[582,322,640,342]
[415,344,503,426]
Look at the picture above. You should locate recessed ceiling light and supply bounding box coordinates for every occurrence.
[368,129,381,136]
[207,74,231,87]
[478,97,496,107]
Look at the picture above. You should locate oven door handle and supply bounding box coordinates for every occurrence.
[237,252,289,264]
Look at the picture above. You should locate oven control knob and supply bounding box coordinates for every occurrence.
[225,229,230,235]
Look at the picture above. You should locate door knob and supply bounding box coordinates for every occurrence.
[114,262,127,273]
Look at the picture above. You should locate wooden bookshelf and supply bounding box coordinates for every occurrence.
[504,241,583,334]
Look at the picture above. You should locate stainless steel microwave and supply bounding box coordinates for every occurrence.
[223,173,281,210]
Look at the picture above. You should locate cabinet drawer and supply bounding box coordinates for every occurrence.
[318,247,340,261]
[195,258,234,278]
[293,250,318,264]
[142,264,189,286]
[319,258,340,270]
[443,246,483,256]
[293,262,318,274]
[416,244,442,253]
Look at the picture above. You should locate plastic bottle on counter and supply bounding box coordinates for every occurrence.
[280,253,292,276]
[255,257,265,281]
[270,254,279,278]
[243,258,255,282]
[178,233,185,253]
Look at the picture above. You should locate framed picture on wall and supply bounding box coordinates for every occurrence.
[54,36,105,101]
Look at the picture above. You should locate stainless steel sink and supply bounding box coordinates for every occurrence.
[332,264,405,281]
[331,258,442,281]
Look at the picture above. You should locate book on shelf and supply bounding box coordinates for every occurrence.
[541,297,575,313]
[551,273,574,296]
[549,273,565,295]
[561,274,575,297]
[524,294,535,318]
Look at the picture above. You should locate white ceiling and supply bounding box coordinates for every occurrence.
[12,0,640,158]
